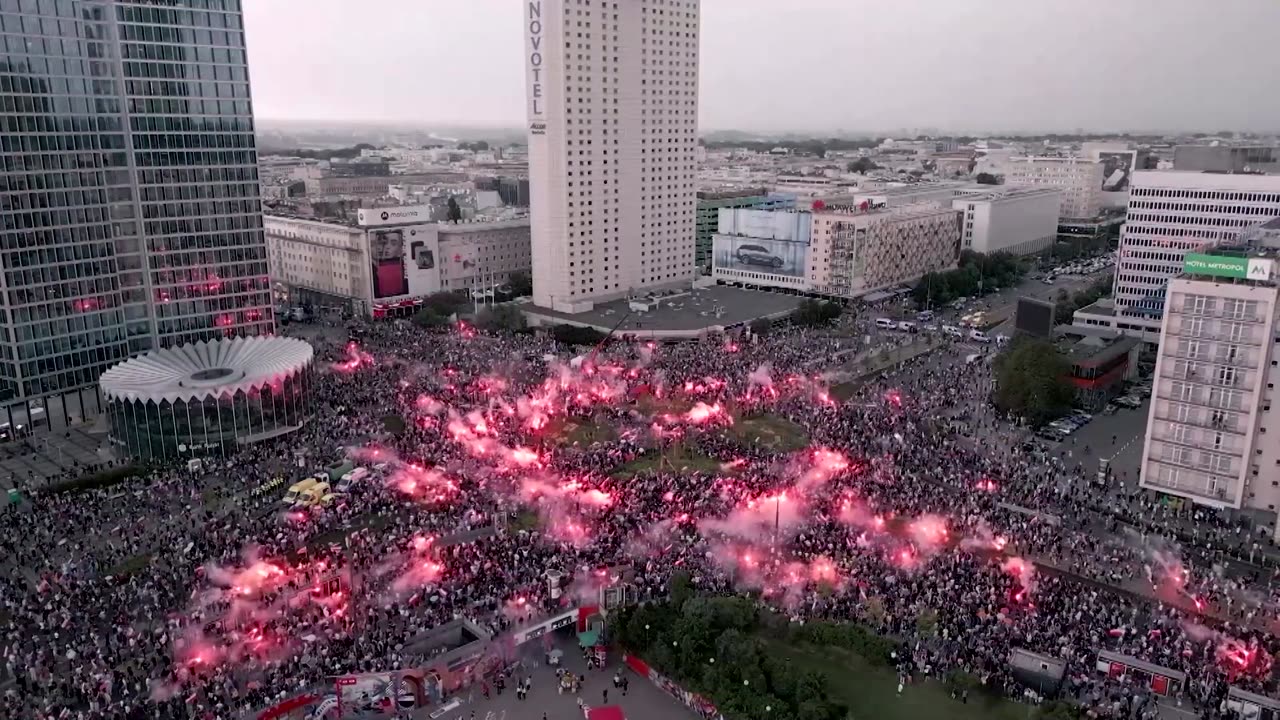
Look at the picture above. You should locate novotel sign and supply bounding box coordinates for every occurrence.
[526,1,546,134]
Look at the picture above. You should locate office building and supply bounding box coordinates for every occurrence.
[1139,244,1280,536]
[1075,171,1280,341]
[950,187,1062,256]
[266,213,530,318]
[1174,145,1280,175]
[1007,157,1105,219]
[696,188,793,273]
[809,204,961,299]
[525,0,701,313]
[0,0,271,430]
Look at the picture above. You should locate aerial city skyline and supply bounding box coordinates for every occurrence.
[5,2,1280,720]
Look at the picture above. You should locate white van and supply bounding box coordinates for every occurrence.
[897,321,917,333]
[969,329,992,343]
[874,318,895,330]
[941,325,963,338]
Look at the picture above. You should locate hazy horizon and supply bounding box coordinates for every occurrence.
[243,0,1280,135]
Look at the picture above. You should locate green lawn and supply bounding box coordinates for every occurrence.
[549,416,617,447]
[764,639,1028,720]
[729,414,809,452]
[612,445,724,478]
[107,553,153,577]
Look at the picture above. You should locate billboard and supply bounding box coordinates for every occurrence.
[1097,151,1137,192]
[356,206,432,227]
[716,208,811,243]
[445,244,479,277]
[712,234,808,278]
[1183,253,1274,281]
[368,225,441,299]
[1014,297,1055,338]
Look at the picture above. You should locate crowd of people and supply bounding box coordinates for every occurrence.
[0,314,1277,720]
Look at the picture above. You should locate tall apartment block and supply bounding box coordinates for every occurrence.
[0,0,271,429]
[1006,156,1104,220]
[1140,234,1280,537]
[1104,172,1280,339]
[525,0,700,313]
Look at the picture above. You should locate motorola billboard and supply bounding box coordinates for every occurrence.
[357,206,431,228]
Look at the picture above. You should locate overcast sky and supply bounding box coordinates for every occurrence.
[243,0,1280,133]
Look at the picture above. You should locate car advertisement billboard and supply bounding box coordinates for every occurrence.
[1098,151,1137,192]
[369,225,440,299]
[712,234,808,279]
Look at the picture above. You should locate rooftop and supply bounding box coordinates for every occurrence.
[523,285,804,338]
[697,187,768,200]
[953,186,1064,202]
[1054,328,1140,368]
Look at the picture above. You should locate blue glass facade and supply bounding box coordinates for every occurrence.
[0,0,270,426]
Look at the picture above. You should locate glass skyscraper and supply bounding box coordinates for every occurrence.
[0,0,271,430]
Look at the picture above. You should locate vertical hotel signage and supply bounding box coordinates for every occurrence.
[526,1,546,135]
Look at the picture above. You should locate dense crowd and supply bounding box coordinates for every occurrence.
[0,315,1277,720]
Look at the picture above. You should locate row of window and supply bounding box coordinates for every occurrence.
[1132,187,1280,203]
[1129,201,1280,215]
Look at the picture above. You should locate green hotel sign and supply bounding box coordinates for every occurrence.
[1183,253,1275,281]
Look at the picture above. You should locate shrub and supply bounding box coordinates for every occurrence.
[46,465,143,495]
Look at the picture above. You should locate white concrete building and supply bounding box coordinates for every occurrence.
[1139,249,1280,536]
[809,204,961,299]
[1077,172,1280,340]
[850,181,979,209]
[1007,156,1105,219]
[950,187,1062,256]
[524,0,700,313]
[266,215,531,317]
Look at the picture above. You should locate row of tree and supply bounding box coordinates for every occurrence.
[702,137,881,158]
[611,577,863,720]
[911,251,1027,307]
[613,576,1082,720]
[993,336,1075,426]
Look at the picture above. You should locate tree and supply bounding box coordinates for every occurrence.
[993,337,1075,426]
[411,307,450,329]
[507,270,533,297]
[749,317,773,336]
[793,299,842,326]
[975,172,1000,185]
[422,290,468,317]
[475,304,526,332]
[447,196,462,223]
[846,157,880,174]
[550,324,607,346]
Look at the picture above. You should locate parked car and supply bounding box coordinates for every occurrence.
[734,244,785,268]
